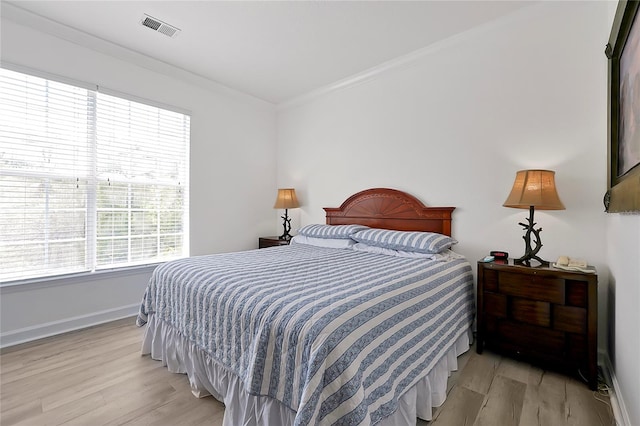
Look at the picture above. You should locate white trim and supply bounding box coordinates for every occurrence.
[1,1,272,108]
[277,2,540,111]
[1,61,192,117]
[97,86,191,116]
[599,350,632,426]
[0,255,159,294]
[0,61,97,90]
[0,303,139,349]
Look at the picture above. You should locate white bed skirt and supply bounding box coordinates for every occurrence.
[141,315,472,426]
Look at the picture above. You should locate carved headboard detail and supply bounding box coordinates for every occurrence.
[324,188,455,236]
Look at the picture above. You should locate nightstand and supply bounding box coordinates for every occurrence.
[258,236,290,249]
[477,259,598,389]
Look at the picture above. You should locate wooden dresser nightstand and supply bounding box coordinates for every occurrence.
[477,259,598,389]
[258,236,290,249]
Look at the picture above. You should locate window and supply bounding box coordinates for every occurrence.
[0,67,190,283]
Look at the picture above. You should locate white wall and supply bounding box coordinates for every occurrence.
[607,215,640,425]
[0,15,277,345]
[279,2,608,264]
[277,0,612,377]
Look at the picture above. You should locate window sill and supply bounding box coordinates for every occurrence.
[0,264,161,293]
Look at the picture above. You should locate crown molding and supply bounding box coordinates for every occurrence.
[1,1,540,112]
[1,2,274,109]
[277,2,540,111]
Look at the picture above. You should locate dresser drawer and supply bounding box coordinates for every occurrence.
[553,305,587,333]
[499,271,564,304]
[496,320,565,356]
[511,298,551,327]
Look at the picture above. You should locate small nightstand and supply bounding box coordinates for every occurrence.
[258,236,290,249]
[477,259,598,389]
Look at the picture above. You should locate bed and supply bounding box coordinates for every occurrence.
[137,188,475,425]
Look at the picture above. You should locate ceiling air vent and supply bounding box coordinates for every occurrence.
[140,14,180,38]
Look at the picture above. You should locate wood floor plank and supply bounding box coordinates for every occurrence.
[564,378,615,426]
[2,336,142,385]
[430,385,484,426]
[12,392,106,426]
[117,392,225,426]
[2,347,158,413]
[473,375,527,426]
[454,350,502,395]
[0,399,43,426]
[39,351,164,412]
[495,356,543,385]
[519,370,570,426]
[0,320,615,426]
[55,381,178,426]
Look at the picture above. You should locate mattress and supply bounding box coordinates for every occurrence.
[137,244,475,425]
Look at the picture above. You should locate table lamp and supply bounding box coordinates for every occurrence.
[274,188,299,240]
[503,170,565,265]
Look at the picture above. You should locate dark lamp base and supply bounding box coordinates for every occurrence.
[515,206,549,267]
[514,257,550,267]
[279,208,293,241]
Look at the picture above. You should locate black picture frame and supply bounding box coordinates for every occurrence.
[605,0,640,213]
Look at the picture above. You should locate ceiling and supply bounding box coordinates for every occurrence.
[4,1,532,105]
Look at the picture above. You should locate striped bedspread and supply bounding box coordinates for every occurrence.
[137,244,474,425]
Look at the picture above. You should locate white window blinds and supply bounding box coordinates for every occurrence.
[0,68,190,283]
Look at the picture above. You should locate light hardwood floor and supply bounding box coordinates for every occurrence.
[0,318,615,426]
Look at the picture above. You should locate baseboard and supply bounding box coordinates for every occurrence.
[599,350,632,426]
[0,303,139,349]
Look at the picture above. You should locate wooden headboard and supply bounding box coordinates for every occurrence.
[324,188,455,236]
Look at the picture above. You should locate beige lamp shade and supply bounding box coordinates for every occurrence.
[274,188,300,209]
[503,170,565,210]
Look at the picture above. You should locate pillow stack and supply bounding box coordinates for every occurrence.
[292,224,457,256]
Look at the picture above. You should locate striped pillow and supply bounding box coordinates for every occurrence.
[351,228,457,254]
[298,224,369,239]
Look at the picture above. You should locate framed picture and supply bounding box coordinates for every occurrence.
[605,0,640,213]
